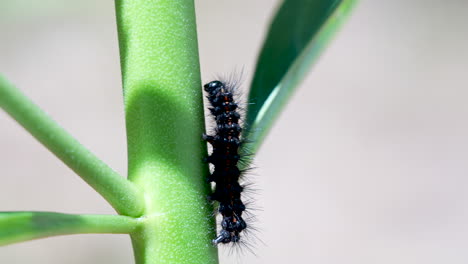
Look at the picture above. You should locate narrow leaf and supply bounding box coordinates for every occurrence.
[245,0,357,154]
[0,212,139,246]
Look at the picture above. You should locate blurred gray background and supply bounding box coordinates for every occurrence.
[1,0,468,263]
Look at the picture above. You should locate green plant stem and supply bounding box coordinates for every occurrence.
[0,212,140,246]
[0,76,144,217]
[114,1,217,263]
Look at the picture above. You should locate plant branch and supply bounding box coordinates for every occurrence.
[0,211,140,246]
[0,75,144,217]
[114,0,217,263]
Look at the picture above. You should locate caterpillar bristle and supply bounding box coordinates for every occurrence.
[203,79,252,246]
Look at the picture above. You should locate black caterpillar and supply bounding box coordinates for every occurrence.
[203,80,247,245]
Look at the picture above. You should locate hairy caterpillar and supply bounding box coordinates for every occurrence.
[203,80,249,245]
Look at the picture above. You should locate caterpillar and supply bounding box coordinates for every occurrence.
[203,80,248,245]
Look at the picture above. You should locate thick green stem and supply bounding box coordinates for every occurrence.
[114,1,217,263]
[0,76,144,217]
[0,212,140,246]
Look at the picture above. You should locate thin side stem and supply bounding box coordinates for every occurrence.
[114,0,217,263]
[0,212,140,246]
[0,76,144,217]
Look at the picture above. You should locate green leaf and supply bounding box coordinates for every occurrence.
[0,212,139,246]
[0,76,144,217]
[245,0,357,154]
